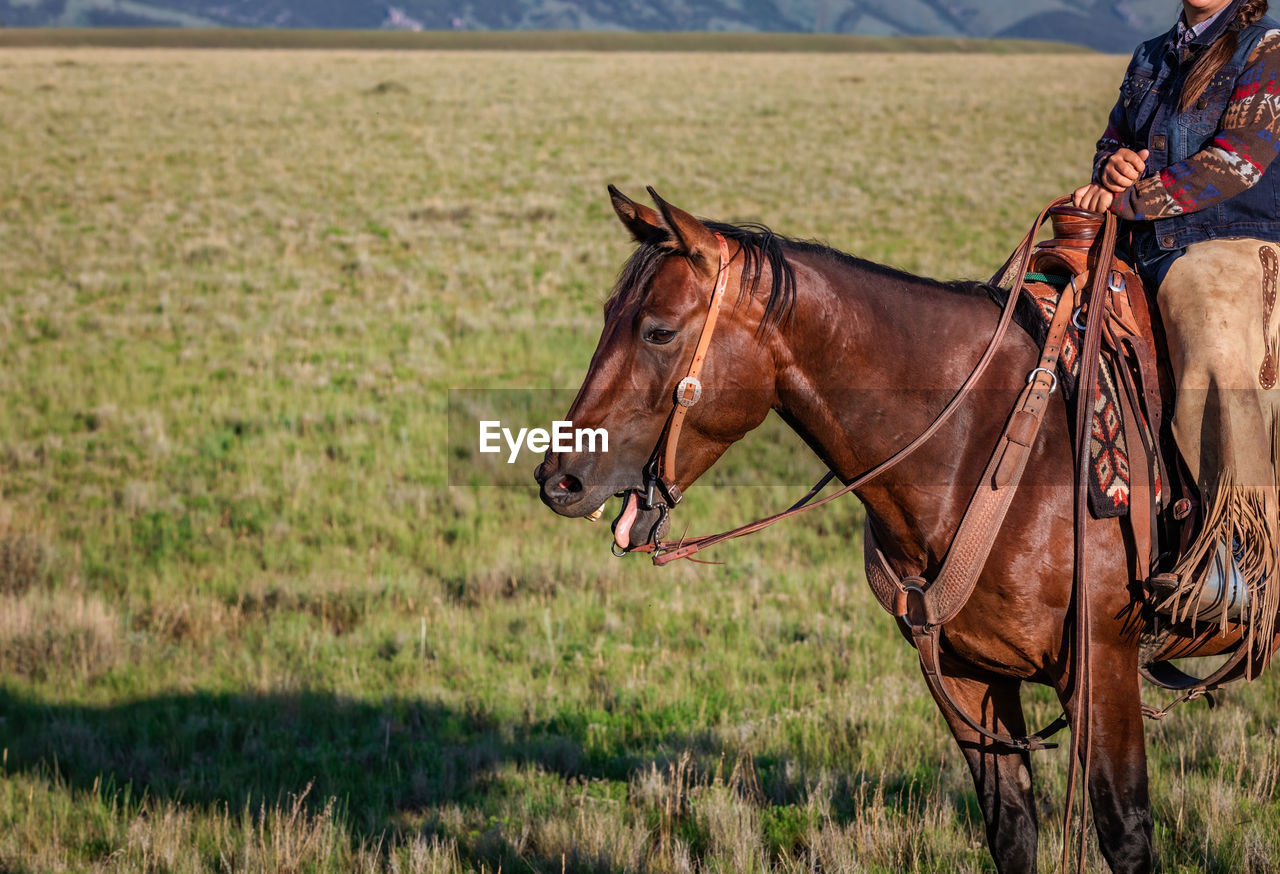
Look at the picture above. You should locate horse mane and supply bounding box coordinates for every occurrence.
[704,220,796,336]
[606,217,999,337]
[605,220,798,337]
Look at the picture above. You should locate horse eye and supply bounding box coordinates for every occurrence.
[644,328,677,345]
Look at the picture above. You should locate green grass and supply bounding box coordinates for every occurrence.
[0,47,1276,872]
[0,28,1093,53]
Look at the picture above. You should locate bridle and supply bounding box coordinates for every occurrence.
[613,232,733,556]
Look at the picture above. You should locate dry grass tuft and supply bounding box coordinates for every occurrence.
[531,805,649,873]
[125,804,196,873]
[0,590,121,680]
[698,782,767,872]
[0,514,53,596]
[389,835,464,874]
[0,534,50,596]
[243,783,343,874]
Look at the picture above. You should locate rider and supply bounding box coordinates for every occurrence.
[1073,0,1280,636]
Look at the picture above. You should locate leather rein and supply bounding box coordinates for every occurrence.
[622,197,1071,567]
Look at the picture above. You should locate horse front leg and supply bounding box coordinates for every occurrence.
[926,654,1038,874]
[1058,641,1153,874]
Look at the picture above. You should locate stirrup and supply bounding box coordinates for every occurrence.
[1150,539,1250,623]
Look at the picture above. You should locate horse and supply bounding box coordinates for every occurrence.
[532,187,1248,874]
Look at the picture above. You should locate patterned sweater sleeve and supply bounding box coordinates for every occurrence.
[1113,30,1280,220]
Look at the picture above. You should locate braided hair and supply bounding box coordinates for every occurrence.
[1180,0,1270,111]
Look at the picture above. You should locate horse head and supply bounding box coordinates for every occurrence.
[534,187,788,552]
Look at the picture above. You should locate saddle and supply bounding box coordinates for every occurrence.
[863,202,1263,743]
[1015,208,1268,690]
[1019,206,1178,578]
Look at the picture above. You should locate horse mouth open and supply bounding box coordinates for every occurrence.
[609,490,670,551]
[534,461,669,551]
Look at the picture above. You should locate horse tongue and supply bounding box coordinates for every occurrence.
[613,492,639,549]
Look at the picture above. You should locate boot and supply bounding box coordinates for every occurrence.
[1151,538,1250,623]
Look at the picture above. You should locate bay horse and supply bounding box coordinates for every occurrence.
[533,187,1244,874]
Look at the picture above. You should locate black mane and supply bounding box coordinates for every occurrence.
[704,220,796,336]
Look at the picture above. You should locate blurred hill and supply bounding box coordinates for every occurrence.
[0,0,1181,53]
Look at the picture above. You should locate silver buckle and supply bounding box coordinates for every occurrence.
[675,376,702,407]
[1026,367,1059,395]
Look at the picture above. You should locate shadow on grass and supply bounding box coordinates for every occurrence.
[0,685,970,869]
[0,685,633,870]
[0,686,581,817]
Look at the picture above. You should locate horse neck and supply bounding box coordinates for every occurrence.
[770,249,1034,567]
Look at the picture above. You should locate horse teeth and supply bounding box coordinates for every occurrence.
[587,501,607,522]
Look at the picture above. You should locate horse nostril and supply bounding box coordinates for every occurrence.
[555,474,583,494]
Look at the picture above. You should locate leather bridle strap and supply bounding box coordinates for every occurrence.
[636,232,733,516]
[658,232,733,499]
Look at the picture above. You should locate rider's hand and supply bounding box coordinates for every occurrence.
[1101,148,1150,193]
[1072,183,1115,214]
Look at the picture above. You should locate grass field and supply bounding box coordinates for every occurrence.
[0,45,1278,873]
[0,28,1091,53]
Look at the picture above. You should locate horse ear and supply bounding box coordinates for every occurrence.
[647,187,718,276]
[609,184,668,245]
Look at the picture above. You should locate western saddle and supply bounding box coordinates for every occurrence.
[1020,204,1268,696]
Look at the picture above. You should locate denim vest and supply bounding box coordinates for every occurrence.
[1121,11,1280,250]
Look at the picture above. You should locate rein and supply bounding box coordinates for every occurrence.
[625,196,1072,566]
